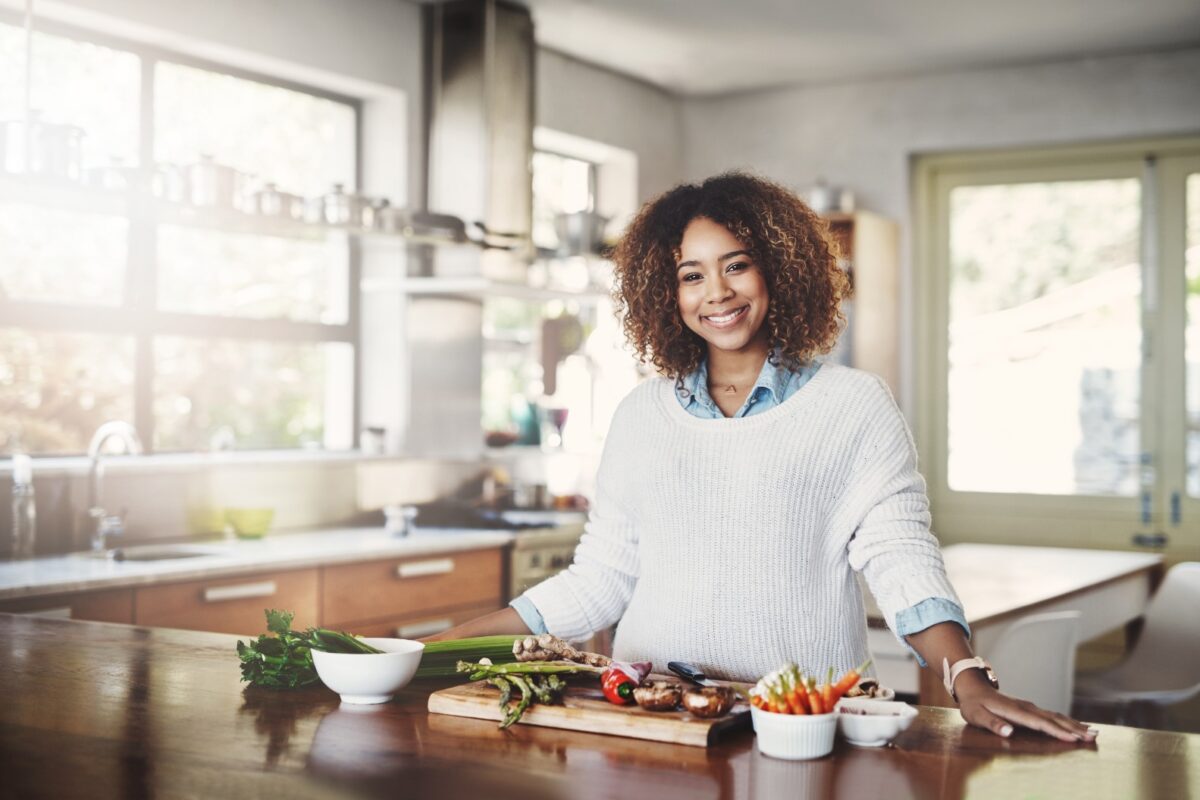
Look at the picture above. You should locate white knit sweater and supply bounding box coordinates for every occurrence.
[522,363,962,682]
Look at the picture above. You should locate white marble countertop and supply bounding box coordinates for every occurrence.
[0,527,516,601]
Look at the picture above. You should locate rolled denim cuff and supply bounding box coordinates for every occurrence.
[895,597,971,668]
[509,594,549,636]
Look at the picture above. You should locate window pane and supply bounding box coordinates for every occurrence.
[532,151,593,251]
[1187,173,1200,498]
[154,337,352,452]
[947,179,1141,495]
[0,328,135,455]
[0,23,140,169]
[157,225,348,323]
[0,203,127,304]
[154,61,355,198]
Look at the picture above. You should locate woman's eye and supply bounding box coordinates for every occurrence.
[727,261,748,272]
[681,273,701,283]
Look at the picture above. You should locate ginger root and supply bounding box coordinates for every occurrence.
[512,633,611,667]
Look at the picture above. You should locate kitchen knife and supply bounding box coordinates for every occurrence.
[668,661,719,687]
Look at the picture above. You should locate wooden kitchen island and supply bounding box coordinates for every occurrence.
[2,615,1195,800]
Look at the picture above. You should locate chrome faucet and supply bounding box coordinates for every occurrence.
[87,421,143,552]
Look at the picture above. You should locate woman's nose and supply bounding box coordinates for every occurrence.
[706,275,734,303]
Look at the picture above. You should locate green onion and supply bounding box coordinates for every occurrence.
[415,635,524,678]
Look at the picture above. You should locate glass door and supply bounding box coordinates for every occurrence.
[1158,154,1200,561]
[916,140,1200,558]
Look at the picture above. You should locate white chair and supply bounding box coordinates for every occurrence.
[1074,562,1200,727]
[985,610,1082,715]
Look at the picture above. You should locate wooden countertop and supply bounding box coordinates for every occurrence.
[3,615,1196,800]
[0,527,515,601]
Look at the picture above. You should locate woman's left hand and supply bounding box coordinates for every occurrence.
[954,672,1098,742]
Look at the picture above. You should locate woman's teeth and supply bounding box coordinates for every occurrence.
[704,307,747,327]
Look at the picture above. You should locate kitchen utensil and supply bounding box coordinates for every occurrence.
[668,661,719,687]
[223,507,275,539]
[750,704,838,760]
[312,637,425,704]
[188,155,241,209]
[323,184,368,226]
[554,210,610,255]
[428,675,750,747]
[30,120,84,181]
[834,698,917,747]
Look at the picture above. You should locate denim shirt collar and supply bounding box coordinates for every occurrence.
[675,351,792,417]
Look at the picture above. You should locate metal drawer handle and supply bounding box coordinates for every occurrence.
[396,558,454,579]
[396,618,453,638]
[203,580,277,603]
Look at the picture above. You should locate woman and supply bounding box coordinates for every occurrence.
[433,172,1096,743]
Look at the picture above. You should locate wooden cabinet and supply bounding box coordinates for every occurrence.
[344,603,503,639]
[0,588,133,624]
[134,568,319,636]
[323,548,505,629]
[825,211,900,398]
[2,546,506,638]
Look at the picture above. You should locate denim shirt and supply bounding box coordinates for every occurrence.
[512,355,969,666]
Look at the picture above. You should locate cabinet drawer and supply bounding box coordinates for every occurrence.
[336,602,504,639]
[0,588,133,624]
[323,548,503,625]
[135,568,318,635]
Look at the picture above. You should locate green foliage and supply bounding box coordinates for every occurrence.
[235,609,383,690]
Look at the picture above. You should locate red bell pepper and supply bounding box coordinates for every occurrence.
[601,667,637,705]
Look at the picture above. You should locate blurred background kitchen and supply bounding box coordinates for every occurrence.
[0,0,1198,731]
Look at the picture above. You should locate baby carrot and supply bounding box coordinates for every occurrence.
[806,676,825,715]
[821,667,835,711]
[832,659,873,702]
[783,666,809,714]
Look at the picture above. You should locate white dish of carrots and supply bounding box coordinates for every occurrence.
[748,660,871,715]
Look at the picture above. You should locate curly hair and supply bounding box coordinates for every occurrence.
[610,171,849,378]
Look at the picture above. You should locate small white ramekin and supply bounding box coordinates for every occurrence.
[750,705,838,760]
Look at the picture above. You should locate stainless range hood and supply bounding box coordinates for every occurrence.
[422,0,534,259]
[403,0,535,457]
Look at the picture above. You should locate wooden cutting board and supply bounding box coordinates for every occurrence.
[427,677,752,747]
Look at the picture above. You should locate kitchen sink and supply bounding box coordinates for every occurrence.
[75,544,229,562]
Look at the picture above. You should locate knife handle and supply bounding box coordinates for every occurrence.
[668,661,708,685]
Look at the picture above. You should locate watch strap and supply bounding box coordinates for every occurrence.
[942,656,998,702]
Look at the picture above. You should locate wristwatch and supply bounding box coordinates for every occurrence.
[942,656,999,702]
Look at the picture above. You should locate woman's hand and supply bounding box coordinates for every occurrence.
[954,671,1098,742]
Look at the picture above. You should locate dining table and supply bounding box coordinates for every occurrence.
[2,613,1196,800]
[862,543,1165,705]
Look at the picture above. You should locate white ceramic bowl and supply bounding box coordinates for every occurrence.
[311,637,424,704]
[835,697,918,747]
[750,705,838,760]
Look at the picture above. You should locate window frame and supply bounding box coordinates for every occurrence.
[913,137,1200,560]
[0,10,362,456]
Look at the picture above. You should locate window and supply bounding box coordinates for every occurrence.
[0,16,358,455]
[915,139,1200,560]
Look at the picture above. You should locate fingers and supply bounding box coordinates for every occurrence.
[981,696,1096,743]
[964,702,1016,738]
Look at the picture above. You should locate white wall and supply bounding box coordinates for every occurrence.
[537,47,684,202]
[680,47,1200,414]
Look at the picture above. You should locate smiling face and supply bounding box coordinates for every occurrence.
[675,216,770,360]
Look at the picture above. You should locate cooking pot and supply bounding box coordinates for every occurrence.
[554,210,610,256]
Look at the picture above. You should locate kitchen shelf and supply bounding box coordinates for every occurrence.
[0,171,477,248]
[361,275,611,303]
[0,172,127,216]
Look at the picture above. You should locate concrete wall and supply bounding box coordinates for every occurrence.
[680,47,1200,413]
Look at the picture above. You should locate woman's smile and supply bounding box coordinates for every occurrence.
[701,305,749,328]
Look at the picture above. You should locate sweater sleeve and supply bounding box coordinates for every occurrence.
[843,376,963,641]
[519,399,641,642]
